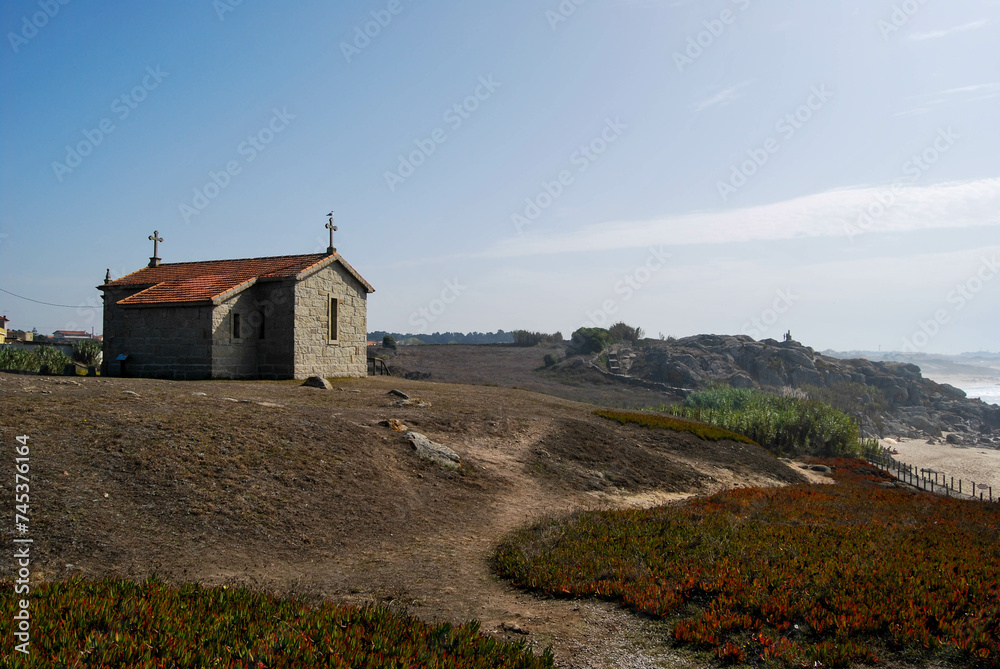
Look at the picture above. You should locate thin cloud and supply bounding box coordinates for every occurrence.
[909,19,990,40]
[483,179,1000,258]
[942,82,1000,96]
[895,82,1000,116]
[692,80,755,112]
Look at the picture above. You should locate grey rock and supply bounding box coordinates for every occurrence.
[302,376,333,390]
[729,372,755,389]
[388,389,410,399]
[500,622,529,635]
[779,348,815,369]
[939,383,967,399]
[406,432,461,469]
[790,367,824,387]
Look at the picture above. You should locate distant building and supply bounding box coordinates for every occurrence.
[51,330,95,341]
[7,329,33,343]
[98,227,374,380]
[0,316,8,344]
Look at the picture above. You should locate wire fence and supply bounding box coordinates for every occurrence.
[864,444,997,503]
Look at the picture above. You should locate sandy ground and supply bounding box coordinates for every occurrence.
[882,436,1000,497]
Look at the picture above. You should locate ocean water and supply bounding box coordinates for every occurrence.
[962,384,1000,407]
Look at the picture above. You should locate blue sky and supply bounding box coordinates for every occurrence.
[1,0,997,353]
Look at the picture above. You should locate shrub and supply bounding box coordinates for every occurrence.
[543,353,559,367]
[607,322,644,343]
[72,340,102,366]
[567,327,612,355]
[382,334,397,350]
[0,345,72,374]
[0,346,36,371]
[664,387,863,457]
[512,331,543,347]
[35,346,72,374]
[511,331,563,347]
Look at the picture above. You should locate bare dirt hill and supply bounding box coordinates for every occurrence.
[382,343,676,408]
[0,372,806,667]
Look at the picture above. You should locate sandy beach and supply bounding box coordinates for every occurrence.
[882,437,1000,498]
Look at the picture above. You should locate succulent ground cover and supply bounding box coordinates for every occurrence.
[494,459,1000,667]
[0,577,552,668]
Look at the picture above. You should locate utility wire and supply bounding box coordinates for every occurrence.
[0,287,101,309]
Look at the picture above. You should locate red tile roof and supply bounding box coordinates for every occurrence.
[99,253,374,306]
[54,330,91,336]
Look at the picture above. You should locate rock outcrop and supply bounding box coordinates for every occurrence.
[624,335,1000,442]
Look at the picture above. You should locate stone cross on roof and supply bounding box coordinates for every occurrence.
[148,230,163,268]
[326,212,337,255]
